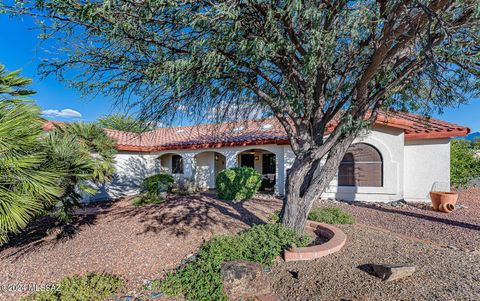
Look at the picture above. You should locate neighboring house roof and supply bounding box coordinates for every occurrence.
[44,111,470,152]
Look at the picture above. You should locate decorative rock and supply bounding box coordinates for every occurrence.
[116,296,134,301]
[221,260,271,301]
[149,291,164,299]
[372,264,416,282]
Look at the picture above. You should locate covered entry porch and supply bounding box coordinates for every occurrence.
[153,145,285,195]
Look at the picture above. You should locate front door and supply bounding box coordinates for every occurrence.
[241,154,255,168]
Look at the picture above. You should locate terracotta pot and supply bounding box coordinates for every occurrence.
[429,191,458,213]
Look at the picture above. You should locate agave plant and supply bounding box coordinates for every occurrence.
[0,65,63,244]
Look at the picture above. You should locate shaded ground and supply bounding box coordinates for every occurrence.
[270,225,480,301]
[0,193,281,301]
[314,187,480,251]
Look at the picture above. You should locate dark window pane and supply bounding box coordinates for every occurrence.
[172,155,183,174]
[262,154,276,174]
[338,143,382,187]
[241,154,255,168]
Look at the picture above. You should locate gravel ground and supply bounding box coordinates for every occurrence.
[270,225,480,301]
[0,193,281,301]
[1,188,479,301]
[314,187,480,251]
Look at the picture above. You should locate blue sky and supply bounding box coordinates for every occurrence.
[1,14,479,132]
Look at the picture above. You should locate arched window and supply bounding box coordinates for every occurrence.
[338,143,383,187]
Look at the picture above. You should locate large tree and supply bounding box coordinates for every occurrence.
[5,0,479,233]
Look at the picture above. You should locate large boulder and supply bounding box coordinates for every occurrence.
[221,260,271,301]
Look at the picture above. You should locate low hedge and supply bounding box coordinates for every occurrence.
[157,223,311,301]
[142,173,174,195]
[216,167,262,201]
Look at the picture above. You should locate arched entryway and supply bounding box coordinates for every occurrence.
[237,149,276,192]
[194,151,226,190]
[158,153,184,175]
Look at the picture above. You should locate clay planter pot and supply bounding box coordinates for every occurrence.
[429,192,458,213]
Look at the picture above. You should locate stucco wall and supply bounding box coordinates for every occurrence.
[87,152,160,201]
[403,138,451,201]
[87,127,450,203]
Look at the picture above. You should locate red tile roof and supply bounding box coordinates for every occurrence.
[44,111,470,152]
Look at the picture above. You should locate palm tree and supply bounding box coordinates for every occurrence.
[44,122,117,221]
[0,65,63,244]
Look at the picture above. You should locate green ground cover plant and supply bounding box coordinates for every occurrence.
[20,273,124,301]
[308,207,355,225]
[156,223,311,301]
[131,194,164,207]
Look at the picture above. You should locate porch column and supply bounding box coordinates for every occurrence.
[182,153,196,180]
[217,149,238,169]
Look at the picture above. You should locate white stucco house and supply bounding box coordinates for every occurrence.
[47,111,468,203]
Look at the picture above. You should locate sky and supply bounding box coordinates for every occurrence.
[1,14,479,132]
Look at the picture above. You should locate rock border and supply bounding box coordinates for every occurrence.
[284,220,347,262]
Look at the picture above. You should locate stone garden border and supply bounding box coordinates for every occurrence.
[284,220,347,262]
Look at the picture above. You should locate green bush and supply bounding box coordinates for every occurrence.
[308,207,355,224]
[20,273,124,301]
[132,193,164,207]
[451,139,480,188]
[142,173,174,195]
[158,223,311,301]
[216,167,262,201]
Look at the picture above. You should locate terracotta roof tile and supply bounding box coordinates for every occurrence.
[44,111,470,152]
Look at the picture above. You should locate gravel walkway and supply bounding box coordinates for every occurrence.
[314,187,480,251]
[0,193,281,301]
[270,224,480,301]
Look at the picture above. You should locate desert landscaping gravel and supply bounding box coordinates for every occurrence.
[270,225,480,301]
[0,194,281,301]
[314,187,480,251]
[0,188,479,301]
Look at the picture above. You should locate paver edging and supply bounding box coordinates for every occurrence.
[283,220,347,262]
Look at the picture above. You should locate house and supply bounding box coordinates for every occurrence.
[76,111,469,202]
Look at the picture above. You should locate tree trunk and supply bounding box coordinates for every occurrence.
[281,137,356,235]
[281,158,318,235]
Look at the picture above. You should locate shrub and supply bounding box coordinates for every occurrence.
[132,194,164,207]
[171,177,196,195]
[451,139,480,188]
[142,173,174,195]
[308,207,355,224]
[20,273,124,301]
[216,167,262,201]
[158,223,311,301]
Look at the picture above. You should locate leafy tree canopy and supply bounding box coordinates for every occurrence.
[97,113,155,133]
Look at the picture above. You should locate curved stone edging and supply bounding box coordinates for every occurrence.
[284,220,347,262]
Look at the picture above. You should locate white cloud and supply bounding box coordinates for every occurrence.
[42,109,82,118]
